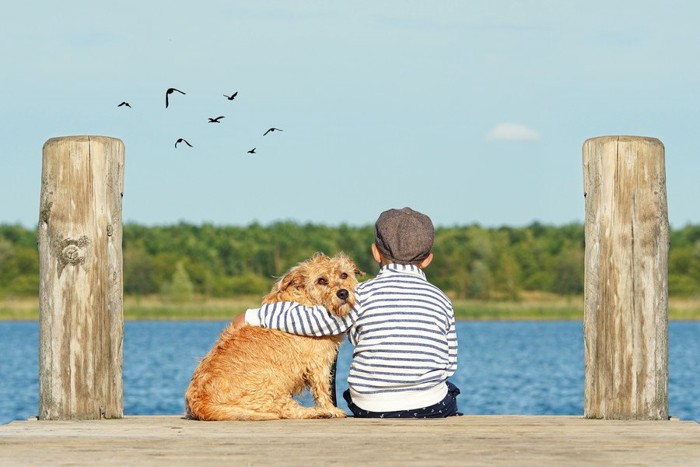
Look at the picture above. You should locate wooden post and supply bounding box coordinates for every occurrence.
[38,136,125,420]
[582,136,669,420]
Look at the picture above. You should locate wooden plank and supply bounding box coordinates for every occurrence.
[1,416,699,465]
[582,136,669,420]
[38,136,125,420]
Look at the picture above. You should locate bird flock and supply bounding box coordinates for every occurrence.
[117,87,283,154]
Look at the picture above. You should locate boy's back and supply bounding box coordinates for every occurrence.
[347,262,457,412]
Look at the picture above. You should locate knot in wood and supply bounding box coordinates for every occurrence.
[61,245,82,264]
[55,236,90,277]
[107,224,113,237]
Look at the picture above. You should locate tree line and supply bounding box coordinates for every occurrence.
[1,222,698,300]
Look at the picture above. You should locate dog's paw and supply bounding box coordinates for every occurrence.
[311,407,347,419]
[326,407,347,419]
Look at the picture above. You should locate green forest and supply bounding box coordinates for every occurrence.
[1,222,699,301]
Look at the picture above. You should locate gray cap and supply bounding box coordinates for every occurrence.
[374,207,434,264]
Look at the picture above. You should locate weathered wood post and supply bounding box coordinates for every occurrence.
[38,136,125,420]
[582,136,669,420]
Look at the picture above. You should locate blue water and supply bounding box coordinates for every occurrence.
[1,321,698,424]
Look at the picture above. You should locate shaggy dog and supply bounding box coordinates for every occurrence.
[185,252,363,421]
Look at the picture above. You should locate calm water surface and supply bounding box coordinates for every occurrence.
[1,321,698,424]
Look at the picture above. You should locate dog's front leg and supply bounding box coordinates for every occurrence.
[307,363,346,418]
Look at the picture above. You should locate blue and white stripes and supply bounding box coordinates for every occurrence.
[249,263,458,412]
[254,301,354,337]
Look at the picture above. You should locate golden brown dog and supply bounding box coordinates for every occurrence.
[185,252,363,421]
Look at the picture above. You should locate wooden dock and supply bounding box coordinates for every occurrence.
[1,415,699,465]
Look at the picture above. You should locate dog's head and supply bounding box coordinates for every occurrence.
[265,252,364,317]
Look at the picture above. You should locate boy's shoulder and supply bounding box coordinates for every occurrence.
[423,278,451,299]
[357,274,452,311]
[356,275,378,290]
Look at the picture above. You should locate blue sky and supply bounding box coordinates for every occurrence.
[2,1,698,228]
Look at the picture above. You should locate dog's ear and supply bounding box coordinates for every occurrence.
[278,266,306,291]
[334,252,365,277]
[347,258,365,277]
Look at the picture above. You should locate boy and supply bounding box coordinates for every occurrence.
[240,207,460,418]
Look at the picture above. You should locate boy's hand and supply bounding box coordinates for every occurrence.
[232,313,247,330]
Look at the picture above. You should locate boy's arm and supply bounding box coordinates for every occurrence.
[244,301,356,336]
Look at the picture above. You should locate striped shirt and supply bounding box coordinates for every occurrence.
[246,263,458,412]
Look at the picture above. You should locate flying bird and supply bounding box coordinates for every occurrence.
[117,101,131,108]
[247,148,256,154]
[208,116,225,123]
[175,138,193,148]
[263,127,283,136]
[165,88,186,108]
[224,92,238,100]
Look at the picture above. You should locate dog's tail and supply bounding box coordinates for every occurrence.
[186,399,281,421]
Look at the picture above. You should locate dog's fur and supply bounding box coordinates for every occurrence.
[185,252,363,421]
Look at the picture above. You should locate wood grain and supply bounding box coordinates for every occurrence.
[582,136,669,420]
[38,136,125,420]
[1,416,699,465]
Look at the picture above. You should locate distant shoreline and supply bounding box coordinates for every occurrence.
[2,295,698,321]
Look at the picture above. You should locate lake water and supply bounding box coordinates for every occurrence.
[1,321,698,424]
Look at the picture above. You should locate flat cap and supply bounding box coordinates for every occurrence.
[374,207,434,264]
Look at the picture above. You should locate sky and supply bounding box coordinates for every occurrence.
[2,1,699,229]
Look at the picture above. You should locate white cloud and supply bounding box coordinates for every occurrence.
[486,123,541,142]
